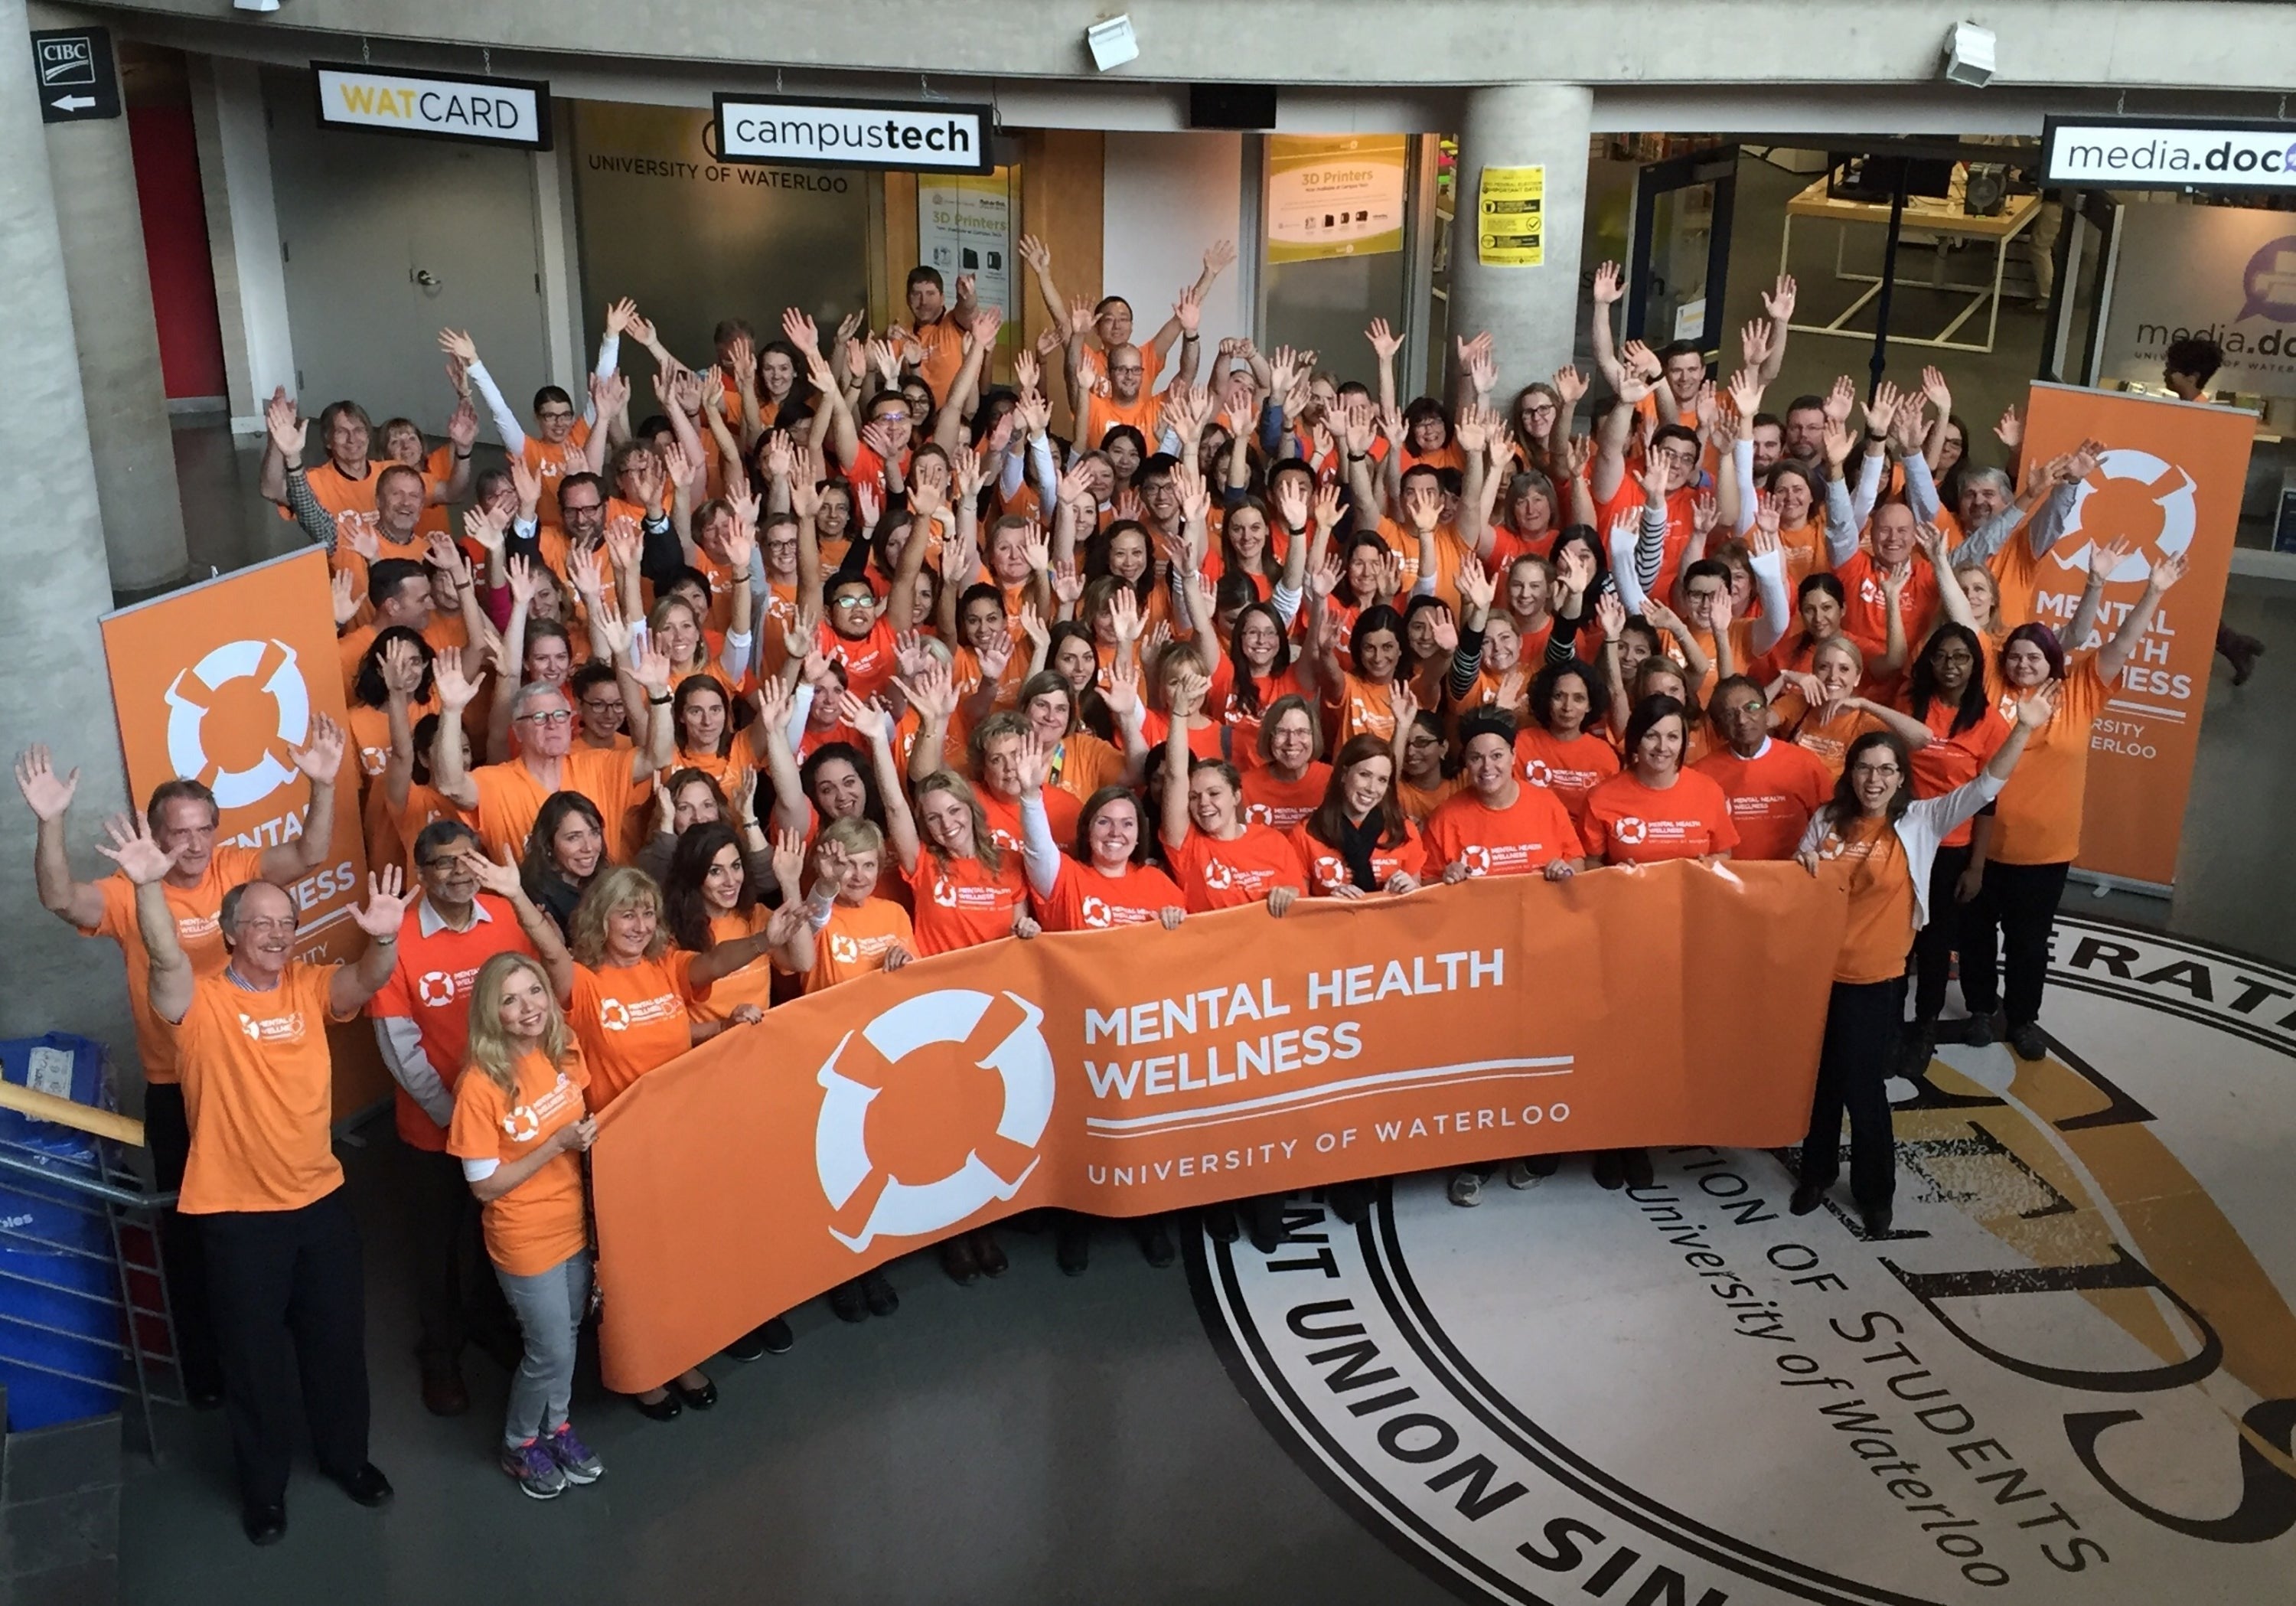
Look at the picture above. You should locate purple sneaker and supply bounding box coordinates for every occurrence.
[547,1422,604,1484]
[501,1438,566,1500]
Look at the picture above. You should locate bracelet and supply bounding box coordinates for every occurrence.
[454,449,472,460]
[648,693,672,706]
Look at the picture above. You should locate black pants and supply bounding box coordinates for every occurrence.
[399,1141,518,1369]
[1959,860,2070,1030]
[199,1189,371,1507]
[143,1084,222,1399]
[1798,978,1902,1213]
[1906,844,1974,1029]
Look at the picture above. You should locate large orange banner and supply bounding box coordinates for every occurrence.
[591,861,1848,1392]
[2019,384,2254,887]
[100,549,382,1104]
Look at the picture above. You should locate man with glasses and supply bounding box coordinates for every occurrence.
[113,817,409,1546]
[440,299,633,525]
[430,641,677,863]
[369,820,572,1418]
[1595,407,1708,608]
[1072,286,1204,450]
[1694,676,1833,860]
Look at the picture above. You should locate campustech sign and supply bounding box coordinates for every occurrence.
[713,93,993,174]
[312,64,552,150]
[2043,116,2296,189]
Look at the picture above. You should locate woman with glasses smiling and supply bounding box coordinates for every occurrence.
[1792,688,2053,1236]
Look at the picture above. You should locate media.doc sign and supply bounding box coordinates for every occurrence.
[311,63,553,151]
[713,93,993,174]
[2043,115,2296,190]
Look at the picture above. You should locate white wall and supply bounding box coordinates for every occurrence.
[1101,131,1251,374]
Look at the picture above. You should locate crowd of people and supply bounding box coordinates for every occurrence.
[15,236,2220,1541]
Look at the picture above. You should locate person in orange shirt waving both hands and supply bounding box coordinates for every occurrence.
[123,824,409,1546]
[1791,687,2053,1236]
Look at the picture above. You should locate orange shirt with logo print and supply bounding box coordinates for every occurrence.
[1811,814,1919,984]
[1899,696,2010,850]
[568,952,712,1110]
[905,852,1029,957]
[798,898,915,992]
[1329,674,1399,747]
[1242,763,1331,831]
[1514,726,1621,828]
[469,747,647,863]
[1422,786,1584,878]
[1692,739,1835,862]
[690,908,777,1021]
[367,894,536,1150]
[1290,818,1428,895]
[170,961,357,1213]
[1166,825,1307,912]
[1580,769,1740,863]
[979,786,1078,858]
[1987,657,2108,866]
[1770,692,1886,782]
[84,845,266,1086]
[448,1047,592,1277]
[1036,857,1187,931]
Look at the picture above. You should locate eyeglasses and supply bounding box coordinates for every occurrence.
[1525,403,1557,416]
[560,499,602,516]
[517,710,574,726]
[1110,365,1145,378]
[875,411,910,425]
[579,698,621,713]
[536,409,576,424]
[832,596,876,610]
[1851,763,1903,780]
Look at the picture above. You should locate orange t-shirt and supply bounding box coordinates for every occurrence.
[1422,786,1584,877]
[1580,769,1740,863]
[1329,674,1398,746]
[1166,824,1306,912]
[366,894,537,1151]
[1141,712,1228,762]
[1378,518,1477,611]
[386,783,473,885]
[1290,818,1428,894]
[908,315,969,406]
[448,1046,592,1277]
[1395,774,1468,823]
[1242,763,1331,831]
[1221,667,1309,772]
[520,421,592,527]
[1692,739,1835,862]
[1772,694,1887,782]
[1811,814,1919,984]
[1900,697,2010,850]
[1834,550,1939,693]
[1049,733,1127,805]
[290,459,380,522]
[568,952,710,1110]
[980,786,1078,857]
[1036,857,1187,930]
[816,617,900,704]
[690,907,776,1022]
[1988,658,2108,866]
[170,961,355,1213]
[1084,388,1165,449]
[1515,726,1621,827]
[469,747,647,863]
[84,845,266,1085]
[905,851,1029,957]
[801,897,915,991]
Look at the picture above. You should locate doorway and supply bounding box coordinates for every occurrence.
[262,67,550,432]
[1626,145,1738,357]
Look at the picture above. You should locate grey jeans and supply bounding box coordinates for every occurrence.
[494,1249,592,1448]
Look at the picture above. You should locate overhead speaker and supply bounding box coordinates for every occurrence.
[1189,84,1276,131]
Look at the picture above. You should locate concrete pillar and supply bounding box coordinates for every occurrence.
[188,54,295,433]
[31,2,191,592]
[1448,83,1593,398]
[0,2,139,1072]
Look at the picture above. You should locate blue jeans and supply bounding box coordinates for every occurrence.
[494,1250,591,1448]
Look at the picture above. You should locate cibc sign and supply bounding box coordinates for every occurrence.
[311,63,553,151]
[2043,115,2296,190]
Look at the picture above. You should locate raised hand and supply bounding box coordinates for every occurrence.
[331,569,360,628]
[1994,405,2023,450]
[1014,730,1054,796]
[1823,374,1856,426]
[2150,550,2189,592]
[1365,317,1403,360]
[351,865,411,937]
[289,712,346,784]
[1591,261,1624,305]
[265,393,307,463]
[1762,274,1797,322]
[1551,364,1588,405]
[456,844,527,902]
[2013,682,2061,730]
[94,813,181,885]
[437,328,479,367]
[1594,589,1628,639]
[13,746,79,821]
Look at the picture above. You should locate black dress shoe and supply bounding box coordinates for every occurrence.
[1789,1179,1829,1216]
[1592,1151,1626,1190]
[827,1280,868,1323]
[1136,1218,1176,1268]
[670,1375,718,1410]
[1621,1148,1655,1190]
[632,1389,683,1422]
[859,1268,899,1317]
[940,1235,980,1285]
[1202,1201,1240,1244]
[971,1229,1008,1278]
[241,1501,287,1546]
[1055,1216,1091,1276]
[334,1464,393,1508]
[1245,1195,1285,1254]
[1861,1204,1895,1238]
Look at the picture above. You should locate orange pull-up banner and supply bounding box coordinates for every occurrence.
[591,860,1847,1392]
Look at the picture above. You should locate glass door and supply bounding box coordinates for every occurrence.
[2038,190,2124,387]
[1626,145,1738,356]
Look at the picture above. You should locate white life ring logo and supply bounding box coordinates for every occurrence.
[2052,448,2198,581]
[417,971,458,1008]
[597,998,631,1032]
[814,988,1054,1252]
[163,638,311,810]
[1523,757,1555,788]
[1613,815,1649,846]
[1080,895,1114,929]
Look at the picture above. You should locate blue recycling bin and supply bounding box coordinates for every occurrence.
[0,1034,122,1429]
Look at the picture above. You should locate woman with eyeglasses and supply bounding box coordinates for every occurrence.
[1792,690,2053,1236]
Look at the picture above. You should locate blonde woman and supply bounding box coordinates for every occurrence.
[450,952,601,1501]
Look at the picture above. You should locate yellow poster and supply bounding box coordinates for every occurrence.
[1266,135,1408,263]
[1478,165,1545,266]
